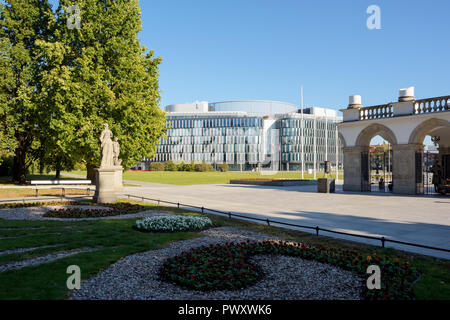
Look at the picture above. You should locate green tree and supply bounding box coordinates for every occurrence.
[0,0,54,183]
[49,0,166,180]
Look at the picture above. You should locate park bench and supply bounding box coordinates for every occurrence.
[30,180,94,197]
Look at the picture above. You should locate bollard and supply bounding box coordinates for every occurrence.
[381,237,385,248]
[316,226,319,236]
[201,206,204,213]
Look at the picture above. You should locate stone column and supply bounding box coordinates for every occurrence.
[343,146,370,191]
[392,144,423,195]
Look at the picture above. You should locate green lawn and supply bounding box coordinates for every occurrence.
[65,170,343,185]
[0,200,448,300]
[0,204,200,299]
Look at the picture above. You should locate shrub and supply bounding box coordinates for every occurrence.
[135,215,212,232]
[218,163,229,172]
[0,156,14,176]
[194,161,214,172]
[160,240,419,299]
[150,162,165,171]
[164,160,177,171]
[43,203,145,218]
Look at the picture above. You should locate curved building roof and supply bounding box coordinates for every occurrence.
[209,100,299,117]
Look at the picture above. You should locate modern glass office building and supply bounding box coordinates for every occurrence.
[134,101,343,172]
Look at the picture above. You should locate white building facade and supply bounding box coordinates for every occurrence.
[135,101,343,172]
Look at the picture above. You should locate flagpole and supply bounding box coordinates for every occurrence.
[301,86,304,179]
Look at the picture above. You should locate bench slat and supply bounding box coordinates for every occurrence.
[31,180,92,185]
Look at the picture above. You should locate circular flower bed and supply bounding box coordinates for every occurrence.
[43,203,145,218]
[160,240,419,300]
[0,200,78,209]
[135,215,212,233]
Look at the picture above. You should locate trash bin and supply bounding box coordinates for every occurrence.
[317,178,335,193]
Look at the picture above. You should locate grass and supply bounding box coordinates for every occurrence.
[65,170,344,185]
[0,188,93,199]
[0,201,201,299]
[0,200,448,300]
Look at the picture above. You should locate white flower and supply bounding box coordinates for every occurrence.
[135,215,212,232]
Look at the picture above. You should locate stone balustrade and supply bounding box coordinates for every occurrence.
[414,95,450,114]
[359,103,393,120]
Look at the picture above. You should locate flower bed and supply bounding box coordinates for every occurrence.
[43,203,145,218]
[160,240,419,300]
[0,200,78,209]
[135,215,212,233]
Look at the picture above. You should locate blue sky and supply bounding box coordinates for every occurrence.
[137,0,450,111]
[46,0,449,115]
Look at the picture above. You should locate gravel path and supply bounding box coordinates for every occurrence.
[0,244,62,257]
[0,205,170,221]
[69,227,363,300]
[0,247,99,272]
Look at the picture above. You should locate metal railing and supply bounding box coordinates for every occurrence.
[124,194,450,254]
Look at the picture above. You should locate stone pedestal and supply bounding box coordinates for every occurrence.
[113,166,124,192]
[343,146,369,191]
[93,167,117,203]
[392,144,423,195]
[318,178,335,193]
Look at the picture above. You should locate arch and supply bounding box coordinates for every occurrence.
[338,132,347,148]
[408,118,450,144]
[355,123,398,147]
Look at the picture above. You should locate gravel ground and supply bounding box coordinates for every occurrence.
[69,227,364,300]
[0,205,170,221]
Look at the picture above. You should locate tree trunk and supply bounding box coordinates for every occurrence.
[87,163,96,185]
[55,169,61,180]
[12,153,26,185]
[12,133,31,185]
[55,159,61,180]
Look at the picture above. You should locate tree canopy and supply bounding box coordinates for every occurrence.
[0,0,166,182]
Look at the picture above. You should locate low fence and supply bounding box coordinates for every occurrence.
[124,194,450,254]
[0,187,94,203]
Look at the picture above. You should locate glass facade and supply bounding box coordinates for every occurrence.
[154,115,263,167]
[134,101,344,171]
[279,116,343,170]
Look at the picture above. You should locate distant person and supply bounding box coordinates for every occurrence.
[378,177,385,191]
[431,161,443,192]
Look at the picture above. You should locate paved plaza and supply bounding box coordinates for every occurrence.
[122,181,450,259]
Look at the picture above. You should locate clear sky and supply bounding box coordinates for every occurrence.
[47,0,449,113]
[136,0,450,111]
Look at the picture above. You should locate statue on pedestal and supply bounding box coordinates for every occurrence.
[113,137,122,166]
[100,123,114,167]
[94,124,123,203]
